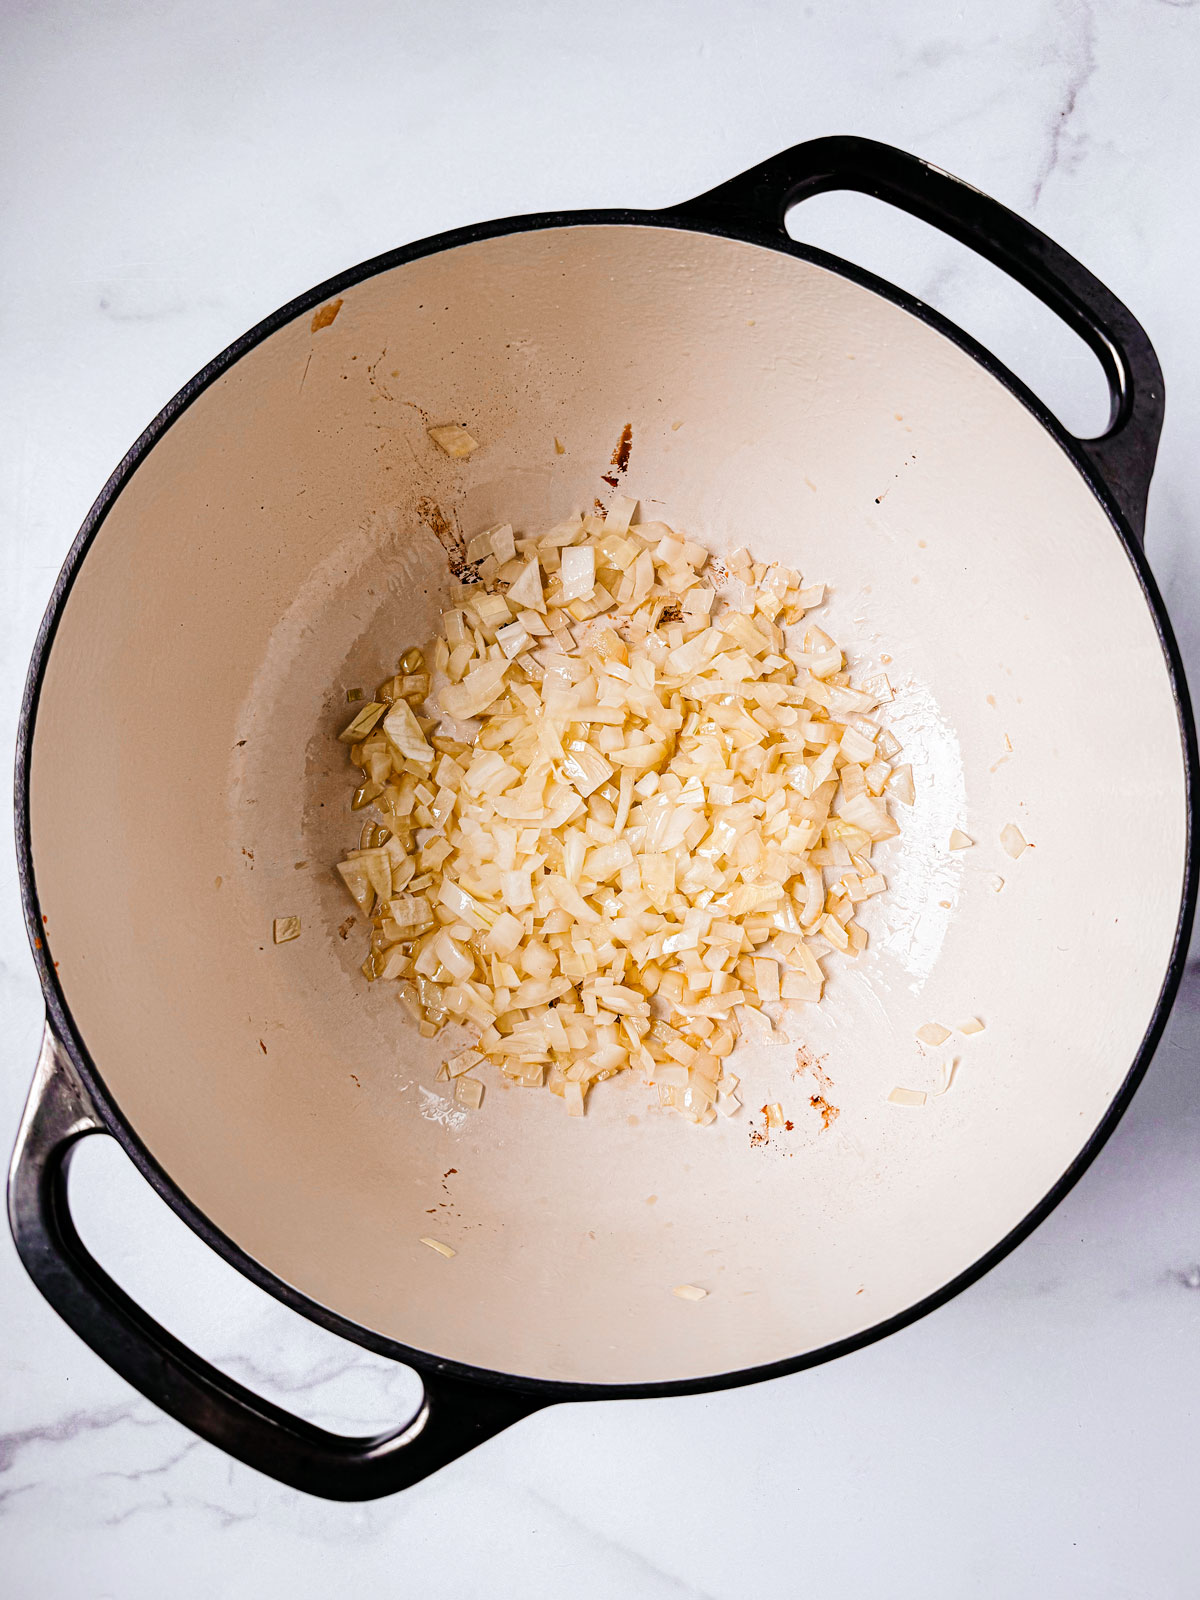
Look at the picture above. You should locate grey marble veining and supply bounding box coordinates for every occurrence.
[2,2,1198,1595]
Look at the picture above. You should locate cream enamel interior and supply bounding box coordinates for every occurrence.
[29,224,1188,1386]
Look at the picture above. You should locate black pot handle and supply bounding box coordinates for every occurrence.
[672,135,1164,542]
[7,1026,546,1500]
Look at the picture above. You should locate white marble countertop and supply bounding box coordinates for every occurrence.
[3,2,1199,1594]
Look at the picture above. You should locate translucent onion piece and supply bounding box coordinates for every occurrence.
[887,1087,927,1107]
[427,422,479,458]
[1001,822,1028,858]
[916,1022,951,1047]
[420,1236,457,1257]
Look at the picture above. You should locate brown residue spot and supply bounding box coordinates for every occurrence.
[593,497,606,514]
[610,422,633,474]
[294,860,308,869]
[242,848,254,861]
[235,739,247,747]
[784,1120,794,1131]
[310,298,344,332]
[34,937,41,951]
[350,1073,361,1088]
[601,473,620,488]
[416,495,465,562]
[794,1043,833,1093]
[338,916,356,940]
[810,1094,840,1131]
[259,1040,267,1054]
[42,914,48,924]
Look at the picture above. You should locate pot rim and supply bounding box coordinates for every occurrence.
[13,201,1199,1403]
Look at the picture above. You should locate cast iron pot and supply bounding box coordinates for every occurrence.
[10,137,1196,1500]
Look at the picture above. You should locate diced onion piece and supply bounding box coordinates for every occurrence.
[559,544,596,603]
[887,1087,927,1107]
[496,620,530,660]
[916,1022,951,1046]
[605,495,637,534]
[958,1017,985,1035]
[491,523,516,563]
[672,1283,708,1301]
[1001,822,1028,858]
[420,1236,457,1258]
[454,1077,484,1110]
[948,828,973,851]
[932,1059,960,1097]
[562,745,613,799]
[506,556,546,614]
[383,700,434,765]
[484,911,524,959]
[336,859,375,912]
[339,702,387,743]
[439,660,508,721]
[428,422,479,458]
[273,916,301,944]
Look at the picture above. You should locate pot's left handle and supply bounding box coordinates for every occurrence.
[8,1026,546,1500]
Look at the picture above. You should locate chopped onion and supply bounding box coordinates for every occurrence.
[916,1022,951,1046]
[887,1087,927,1107]
[428,422,479,459]
[383,701,434,766]
[948,828,973,851]
[507,556,546,613]
[559,544,596,603]
[1001,822,1028,858]
[420,1236,457,1258]
[454,1077,484,1110]
[438,660,508,721]
[958,1017,985,1035]
[672,1283,708,1301]
[273,916,301,944]
[333,506,906,1122]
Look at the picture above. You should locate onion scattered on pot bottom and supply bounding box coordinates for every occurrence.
[334,497,905,1123]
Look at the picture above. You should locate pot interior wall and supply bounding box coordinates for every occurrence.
[28,224,1187,1385]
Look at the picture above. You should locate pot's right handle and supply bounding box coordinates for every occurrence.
[7,1025,546,1501]
[673,135,1164,543]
